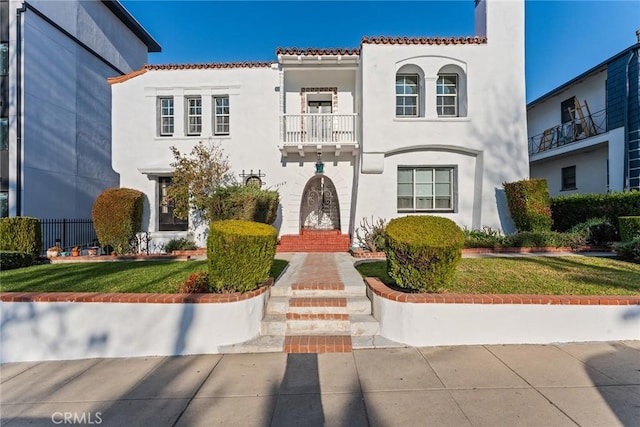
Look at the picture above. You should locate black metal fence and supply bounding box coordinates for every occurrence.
[40,218,98,254]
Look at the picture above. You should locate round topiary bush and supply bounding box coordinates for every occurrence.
[207,220,277,293]
[385,215,464,292]
[92,188,144,254]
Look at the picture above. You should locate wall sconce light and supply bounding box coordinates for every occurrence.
[315,152,324,174]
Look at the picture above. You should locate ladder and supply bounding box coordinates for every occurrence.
[567,98,597,140]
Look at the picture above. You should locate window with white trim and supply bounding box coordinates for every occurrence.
[436,74,458,117]
[213,95,230,135]
[396,74,419,117]
[397,167,454,211]
[158,97,174,136]
[186,96,202,136]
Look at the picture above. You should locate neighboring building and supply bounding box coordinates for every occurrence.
[2,0,159,218]
[527,33,640,196]
[110,0,528,250]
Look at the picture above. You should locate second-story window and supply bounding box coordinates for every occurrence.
[436,74,458,117]
[214,95,230,135]
[396,74,419,117]
[158,97,174,136]
[186,96,202,136]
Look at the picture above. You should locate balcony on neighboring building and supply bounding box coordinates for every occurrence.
[529,108,607,156]
[278,113,359,157]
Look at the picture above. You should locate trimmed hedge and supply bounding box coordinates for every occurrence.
[568,217,617,246]
[503,179,553,232]
[551,192,640,233]
[92,188,144,254]
[385,215,464,292]
[0,217,42,257]
[207,220,277,293]
[619,216,640,242]
[210,185,279,225]
[0,251,35,270]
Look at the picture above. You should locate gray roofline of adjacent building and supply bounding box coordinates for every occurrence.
[102,0,161,52]
[527,42,640,109]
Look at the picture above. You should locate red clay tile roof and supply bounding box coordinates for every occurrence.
[361,36,487,45]
[144,62,274,70]
[276,47,360,56]
[107,67,147,85]
[108,62,275,84]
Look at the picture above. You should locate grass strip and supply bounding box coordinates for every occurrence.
[1,259,289,294]
[355,256,640,296]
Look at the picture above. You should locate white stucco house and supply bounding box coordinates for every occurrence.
[2,0,159,219]
[528,33,640,196]
[110,0,528,250]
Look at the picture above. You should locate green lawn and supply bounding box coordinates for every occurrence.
[356,257,640,296]
[0,259,289,294]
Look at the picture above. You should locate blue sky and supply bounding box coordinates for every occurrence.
[121,0,640,103]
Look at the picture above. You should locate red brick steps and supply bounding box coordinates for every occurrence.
[284,335,352,353]
[277,229,351,253]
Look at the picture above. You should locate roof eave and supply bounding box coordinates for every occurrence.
[102,0,161,53]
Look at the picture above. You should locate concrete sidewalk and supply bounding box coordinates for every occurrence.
[2,342,639,426]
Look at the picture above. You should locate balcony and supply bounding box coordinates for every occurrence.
[279,114,359,157]
[529,108,607,156]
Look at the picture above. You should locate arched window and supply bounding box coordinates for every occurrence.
[245,175,262,187]
[437,64,467,117]
[396,64,425,118]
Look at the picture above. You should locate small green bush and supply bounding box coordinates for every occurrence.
[210,185,279,225]
[0,217,42,257]
[614,237,640,262]
[463,227,508,248]
[0,251,35,270]
[385,215,464,292]
[551,192,640,232]
[503,179,553,232]
[619,216,640,242]
[164,237,198,253]
[207,220,277,293]
[568,217,617,246]
[92,188,144,254]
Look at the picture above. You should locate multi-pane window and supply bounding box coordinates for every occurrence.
[158,97,174,136]
[561,165,576,191]
[0,191,7,218]
[0,118,7,151]
[397,167,454,211]
[436,74,458,117]
[214,95,230,135]
[396,74,419,117]
[186,96,202,135]
[158,177,188,231]
[0,43,7,76]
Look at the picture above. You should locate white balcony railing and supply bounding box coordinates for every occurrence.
[282,114,357,144]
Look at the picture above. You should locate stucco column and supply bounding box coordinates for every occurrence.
[424,76,437,119]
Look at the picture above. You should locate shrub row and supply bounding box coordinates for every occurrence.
[551,192,640,232]
[0,251,35,270]
[385,216,464,293]
[164,237,198,253]
[210,185,279,225]
[504,179,553,232]
[92,188,144,254]
[207,220,277,293]
[615,237,640,262]
[0,217,42,257]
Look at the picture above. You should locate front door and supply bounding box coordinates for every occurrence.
[307,100,332,142]
[300,175,340,230]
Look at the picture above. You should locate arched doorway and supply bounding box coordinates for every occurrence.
[300,175,340,230]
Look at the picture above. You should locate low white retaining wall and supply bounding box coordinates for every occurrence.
[0,286,270,363]
[366,278,640,347]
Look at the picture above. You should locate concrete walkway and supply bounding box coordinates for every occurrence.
[2,342,639,426]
